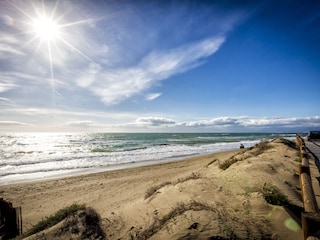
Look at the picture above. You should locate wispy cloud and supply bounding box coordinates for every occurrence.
[78,36,225,105]
[145,93,162,101]
[0,97,14,106]
[0,32,25,57]
[0,121,29,126]
[0,43,25,57]
[64,121,95,127]
[0,83,16,92]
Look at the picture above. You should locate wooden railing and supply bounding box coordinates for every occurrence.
[296,134,320,240]
[0,198,22,239]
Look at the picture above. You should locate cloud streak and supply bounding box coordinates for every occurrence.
[0,121,29,126]
[145,93,162,101]
[82,37,225,105]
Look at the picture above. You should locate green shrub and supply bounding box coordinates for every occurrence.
[261,184,289,206]
[16,204,86,239]
[219,158,238,170]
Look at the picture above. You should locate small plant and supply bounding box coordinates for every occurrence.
[261,184,289,206]
[145,172,202,199]
[273,138,298,150]
[207,159,218,166]
[177,172,201,183]
[219,157,238,170]
[145,181,172,199]
[218,151,250,170]
[252,141,273,156]
[135,201,216,239]
[57,207,105,239]
[16,204,86,239]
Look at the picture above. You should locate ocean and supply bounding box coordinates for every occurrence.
[0,132,296,185]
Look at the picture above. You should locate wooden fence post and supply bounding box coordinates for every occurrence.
[296,134,320,240]
[0,198,22,239]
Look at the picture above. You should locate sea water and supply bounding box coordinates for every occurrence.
[0,132,295,185]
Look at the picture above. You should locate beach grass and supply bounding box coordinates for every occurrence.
[145,172,202,199]
[135,200,216,239]
[261,183,289,206]
[15,204,86,239]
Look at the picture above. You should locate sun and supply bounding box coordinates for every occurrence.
[8,0,94,105]
[32,16,60,41]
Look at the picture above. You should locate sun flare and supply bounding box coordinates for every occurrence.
[32,16,60,41]
[8,0,94,105]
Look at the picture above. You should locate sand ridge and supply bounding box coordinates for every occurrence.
[0,139,311,239]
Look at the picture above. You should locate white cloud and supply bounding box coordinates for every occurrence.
[1,112,319,132]
[0,15,14,26]
[65,121,94,127]
[0,121,28,126]
[0,97,14,106]
[0,82,17,92]
[145,93,162,101]
[184,117,240,127]
[132,116,320,131]
[79,37,225,105]
[135,117,176,126]
[0,43,25,57]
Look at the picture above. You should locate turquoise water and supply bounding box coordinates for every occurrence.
[0,132,295,185]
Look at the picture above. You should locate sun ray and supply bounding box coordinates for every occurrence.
[58,37,94,63]
[59,17,103,28]
[7,0,35,22]
[47,41,56,105]
[8,0,99,108]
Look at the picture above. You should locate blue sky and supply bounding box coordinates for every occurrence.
[0,0,319,132]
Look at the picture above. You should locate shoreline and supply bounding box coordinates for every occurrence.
[0,148,238,187]
[1,132,296,187]
[0,139,306,239]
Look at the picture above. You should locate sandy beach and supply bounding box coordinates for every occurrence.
[0,138,311,239]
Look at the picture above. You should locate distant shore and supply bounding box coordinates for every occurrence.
[0,139,306,239]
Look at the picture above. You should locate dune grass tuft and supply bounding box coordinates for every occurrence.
[145,181,172,199]
[261,184,289,206]
[135,201,216,239]
[177,172,201,183]
[272,138,298,150]
[251,141,273,156]
[145,172,202,199]
[219,157,238,170]
[15,204,86,239]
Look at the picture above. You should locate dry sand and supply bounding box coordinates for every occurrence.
[1,138,315,240]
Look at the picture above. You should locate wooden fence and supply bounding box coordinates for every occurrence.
[0,198,22,239]
[296,134,320,240]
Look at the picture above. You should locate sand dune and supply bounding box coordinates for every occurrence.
[0,138,310,239]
